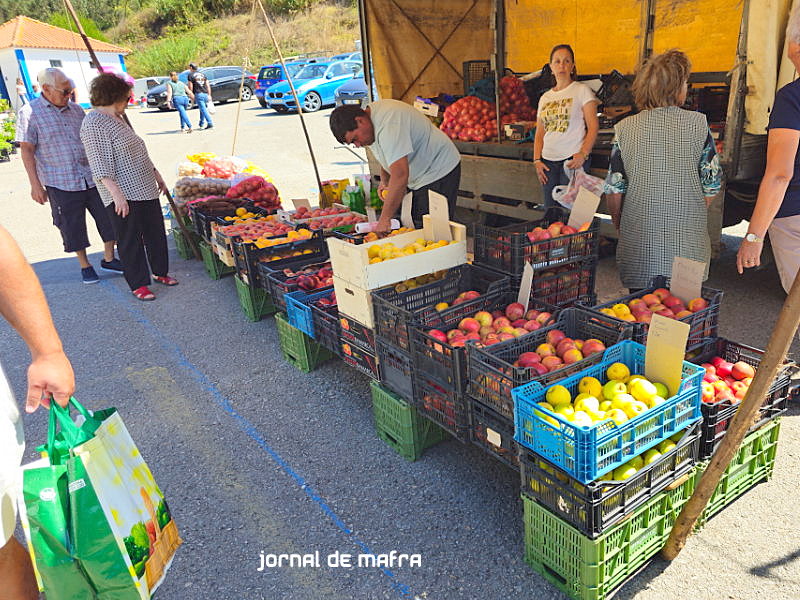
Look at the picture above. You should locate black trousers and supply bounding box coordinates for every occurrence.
[105,199,169,291]
[410,163,461,228]
[46,186,115,252]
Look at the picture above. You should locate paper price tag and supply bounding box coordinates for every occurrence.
[400,193,415,229]
[516,262,534,312]
[645,314,690,397]
[670,256,704,304]
[567,187,601,229]
[428,191,452,241]
[486,428,502,448]
[292,198,311,210]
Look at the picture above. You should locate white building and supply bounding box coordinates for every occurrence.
[0,15,130,109]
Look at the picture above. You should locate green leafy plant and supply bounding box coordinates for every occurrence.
[126,36,201,77]
[1,120,15,142]
[0,99,10,113]
[48,12,108,41]
[0,140,11,154]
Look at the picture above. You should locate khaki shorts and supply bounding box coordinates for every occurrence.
[0,366,24,547]
[769,214,800,294]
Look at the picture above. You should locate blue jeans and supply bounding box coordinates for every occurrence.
[540,156,592,209]
[173,95,191,130]
[195,93,213,128]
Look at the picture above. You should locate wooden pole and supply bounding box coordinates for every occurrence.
[255,0,325,202]
[62,0,201,260]
[662,268,800,560]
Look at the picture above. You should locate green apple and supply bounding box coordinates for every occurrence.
[603,380,628,401]
[653,382,669,398]
[629,455,644,470]
[613,464,638,480]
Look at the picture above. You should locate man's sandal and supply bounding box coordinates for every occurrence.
[132,286,156,301]
[153,275,179,286]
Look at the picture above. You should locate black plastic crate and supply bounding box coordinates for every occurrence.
[691,337,795,459]
[584,275,723,352]
[463,60,491,96]
[517,256,598,308]
[467,307,631,420]
[469,398,519,471]
[265,257,332,311]
[234,232,326,288]
[412,370,470,440]
[411,294,558,398]
[372,264,510,353]
[473,208,600,277]
[311,301,341,357]
[377,339,414,402]
[520,421,701,538]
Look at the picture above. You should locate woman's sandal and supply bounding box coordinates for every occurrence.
[153,275,179,286]
[132,286,155,301]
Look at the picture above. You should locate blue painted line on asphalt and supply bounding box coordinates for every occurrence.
[100,280,414,598]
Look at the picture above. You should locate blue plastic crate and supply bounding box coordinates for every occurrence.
[512,340,703,484]
[285,288,334,338]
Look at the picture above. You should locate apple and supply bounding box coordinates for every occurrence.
[518,352,541,367]
[493,317,511,329]
[636,312,653,324]
[700,363,716,376]
[701,382,715,403]
[688,297,708,312]
[530,362,550,375]
[731,361,755,380]
[653,287,670,300]
[535,312,553,325]
[655,307,676,318]
[562,348,584,364]
[674,310,693,319]
[479,326,494,338]
[536,343,556,358]
[715,361,734,379]
[511,319,527,328]
[648,303,667,313]
[662,296,684,310]
[505,302,526,321]
[428,329,447,343]
[461,290,481,301]
[464,332,481,341]
[581,339,606,356]
[641,293,660,306]
[541,355,564,370]
[556,338,576,356]
[446,329,462,341]
[703,372,720,383]
[628,298,646,310]
[459,317,480,333]
[474,311,493,327]
[731,381,749,399]
[498,332,515,342]
[712,380,729,395]
[523,320,541,331]
[546,329,566,346]
[491,310,504,320]
[525,309,541,321]
[484,333,501,345]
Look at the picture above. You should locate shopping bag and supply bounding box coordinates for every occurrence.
[552,166,605,209]
[22,398,181,600]
[208,99,216,114]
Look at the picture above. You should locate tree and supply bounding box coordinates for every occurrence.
[49,13,109,42]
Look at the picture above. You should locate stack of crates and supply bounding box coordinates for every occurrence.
[274,312,335,373]
[512,340,704,600]
[471,207,600,308]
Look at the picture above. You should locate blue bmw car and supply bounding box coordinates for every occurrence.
[255,60,308,108]
[266,61,363,113]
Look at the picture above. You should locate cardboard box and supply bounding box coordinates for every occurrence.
[413,98,440,118]
[503,121,536,141]
[326,217,467,290]
[333,275,375,329]
[339,312,376,352]
[341,339,379,379]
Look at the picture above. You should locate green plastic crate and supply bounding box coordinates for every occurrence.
[199,239,235,280]
[234,275,277,322]
[275,312,334,373]
[172,227,197,260]
[523,466,699,600]
[696,418,780,528]
[370,381,449,461]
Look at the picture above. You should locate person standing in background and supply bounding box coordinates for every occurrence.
[15,77,28,107]
[533,44,600,209]
[15,68,122,284]
[187,63,213,130]
[0,223,75,600]
[30,84,41,99]
[165,71,195,133]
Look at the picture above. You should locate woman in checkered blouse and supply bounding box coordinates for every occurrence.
[604,50,721,291]
[80,73,179,301]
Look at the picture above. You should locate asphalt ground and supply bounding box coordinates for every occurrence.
[1,100,798,599]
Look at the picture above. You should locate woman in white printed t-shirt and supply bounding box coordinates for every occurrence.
[533,44,600,209]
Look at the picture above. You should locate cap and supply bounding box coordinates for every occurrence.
[189,62,198,69]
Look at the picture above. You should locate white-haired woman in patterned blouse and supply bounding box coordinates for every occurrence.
[81,73,178,301]
[604,49,722,292]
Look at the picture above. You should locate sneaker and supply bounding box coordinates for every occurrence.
[184,128,192,134]
[204,125,214,130]
[100,258,124,273]
[81,266,99,284]
[198,124,207,130]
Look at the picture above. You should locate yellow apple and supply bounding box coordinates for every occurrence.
[572,411,594,428]
[644,448,662,465]
[629,378,658,404]
[602,380,628,401]
[613,464,638,480]
[546,385,572,407]
[574,395,600,413]
[606,362,631,382]
[653,382,670,399]
[606,408,628,426]
[657,439,677,454]
[578,376,603,398]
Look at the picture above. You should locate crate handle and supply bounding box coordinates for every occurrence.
[665,472,691,491]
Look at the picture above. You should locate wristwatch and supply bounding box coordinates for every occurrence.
[745,232,764,243]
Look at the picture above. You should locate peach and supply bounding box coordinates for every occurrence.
[641,293,660,306]
[674,310,693,319]
[536,343,556,357]
[541,355,564,370]
[505,302,526,321]
[493,317,511,329]
[459,317,480,333]
[581,339,606,356]
[653,287,670,300]
[688,297,708,312]
[474,311,493,327]
[562,348,584,364]
[518,352,541,366]
[546,329,566,346]
[523,320,541,331]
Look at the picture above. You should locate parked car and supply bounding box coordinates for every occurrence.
[334,63,377,108]
[266,61,363,113]
[133,76,168,102]
[255,60,308,108]
[146,67,256,110]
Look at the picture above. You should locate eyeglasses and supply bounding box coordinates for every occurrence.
[48,86,73,96]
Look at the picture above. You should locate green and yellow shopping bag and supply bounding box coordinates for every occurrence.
[20,398,181,599]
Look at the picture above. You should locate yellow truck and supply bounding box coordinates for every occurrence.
[356,0,797,253]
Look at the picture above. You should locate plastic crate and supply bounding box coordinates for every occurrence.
[371,263,510,352]
[256,251,330,289]
[411,294,557,397]
[275,312,335,373]
[584,276,723,352]
[233,232,326,287]
[234,275,277,322]
[199,240,235,280]
[473,208,600,277]
[520,256,598,308]
[285,288,334,338]
[265,257,332,311]
[371,381,449,461]
[523,465,699,600]
[311,302,341,356]
[376,339,414,402]
[463,60,492,95]
[412,370,470,439]
[172,227,196,260]
[697,418,780,528]
[513,341,704,483]
[691,338,794,459]
[468,307,631,420]
[521,421,700,538]
[469,398,520,470]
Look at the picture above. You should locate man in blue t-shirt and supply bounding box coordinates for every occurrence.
[736,17,800,293]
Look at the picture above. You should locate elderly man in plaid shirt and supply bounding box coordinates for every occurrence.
[16,68,122,284]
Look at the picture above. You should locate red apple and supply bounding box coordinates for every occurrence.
[479,326,494,338]
[712,380,729,395]
[700,363,716,377]
[518,352,541,367]
[513,327,529,337]
[511,319,528,328]
[731,381,749,400]
[653,287,670,301]
[461,290,481,301]
[464,332,481,341]
[688,297,709,312]
[674,310,693,319]
[710,356,725,368]
[731,361,755,381]
[628,298,646,310]
[535,312,553,325]
[530,362,550,375]
[474,311,493,327]
[541,355,564,370]
[581,339,606,356]
[655,307,676,319]
[498,332,515,342]
[505,302,526,321]
[525,309,541,321]
[493,317,511,329]
[536,343,556,358]
[459,317,480,333]
[446,329,462,341]
[546,329,566,346]
[523,320,541,331]
[562,348,584,364]
[556,338,576,357]
[703,372,720,383]
[641,293,660,306]
[491,310,505,320]
[428,329,447,343]
[484,334,501,345]
[715,361,733,379]
[701,382,715,403]
[636,312,653,324]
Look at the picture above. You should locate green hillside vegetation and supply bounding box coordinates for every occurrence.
[0,0,359,78]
